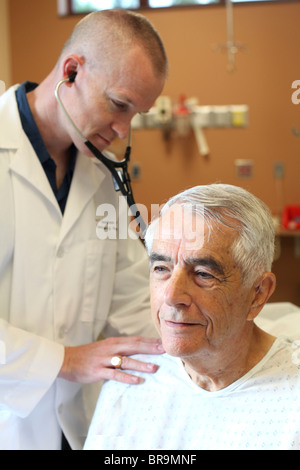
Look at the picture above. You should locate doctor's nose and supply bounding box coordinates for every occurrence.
[111,119,131,140]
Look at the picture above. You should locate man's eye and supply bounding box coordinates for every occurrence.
[154,266,168,273]
[111,100,128,112]
[195,271,215,280]
[152,265,171,277]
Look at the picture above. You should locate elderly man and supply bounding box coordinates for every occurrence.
[84,184,300,450]
[0,10,167,450]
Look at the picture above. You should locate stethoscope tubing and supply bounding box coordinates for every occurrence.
[55,77,147,237]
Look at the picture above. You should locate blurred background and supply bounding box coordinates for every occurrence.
[1,0,300,304]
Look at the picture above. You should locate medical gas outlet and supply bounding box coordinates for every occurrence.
[132,102,248,130]
[132,99,249,156]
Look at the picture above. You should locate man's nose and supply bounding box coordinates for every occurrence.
[163,269,192,308]
[111,118,132,140]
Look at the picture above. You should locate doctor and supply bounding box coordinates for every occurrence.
[0,10,168,450]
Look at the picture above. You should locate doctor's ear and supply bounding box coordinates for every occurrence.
[247,272,276,321]
[63,55,85,85]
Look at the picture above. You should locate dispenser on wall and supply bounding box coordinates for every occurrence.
[131,96,249,157]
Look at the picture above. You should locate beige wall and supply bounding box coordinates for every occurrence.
[7,0,300,305]
[0,0,11,90]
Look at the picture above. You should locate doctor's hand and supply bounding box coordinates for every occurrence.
[58,336,164,385]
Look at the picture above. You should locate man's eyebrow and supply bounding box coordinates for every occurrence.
[149,253,172,265]
[107,92,133,106]
[149,253,225,276]
[186,257,225,276]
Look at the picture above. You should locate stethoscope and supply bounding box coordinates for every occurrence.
[55,73,147,236]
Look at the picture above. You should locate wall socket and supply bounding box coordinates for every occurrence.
[274,162,285,179]
[235,159,254,179]
[131,162,141,181]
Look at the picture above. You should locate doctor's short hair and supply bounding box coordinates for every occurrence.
[60,9,168,79]
[144,184,275,287]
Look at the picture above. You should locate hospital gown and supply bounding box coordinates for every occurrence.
[84,336,300,450]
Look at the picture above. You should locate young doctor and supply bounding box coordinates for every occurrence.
[0,10,168,450]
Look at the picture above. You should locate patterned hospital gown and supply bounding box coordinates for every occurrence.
[84,336,300,450]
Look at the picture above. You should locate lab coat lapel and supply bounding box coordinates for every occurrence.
[9,137,61,217]
[2,85,61,216]
[58,154,106,244]
[1,86,109,243]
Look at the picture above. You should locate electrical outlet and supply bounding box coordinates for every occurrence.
[131,162,141,181]
[274,162,285,179]
[235,160,253,179]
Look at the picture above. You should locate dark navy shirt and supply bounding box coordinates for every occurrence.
[16,81,77,214]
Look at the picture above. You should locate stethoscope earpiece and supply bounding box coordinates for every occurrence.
[68,73,77,83]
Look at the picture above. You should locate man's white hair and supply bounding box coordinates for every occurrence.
[145,184,275,286]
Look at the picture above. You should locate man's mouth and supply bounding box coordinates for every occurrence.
[164,320,206,328]
[96,134,112,146]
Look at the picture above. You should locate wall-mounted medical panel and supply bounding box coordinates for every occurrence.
[132,102,249,130]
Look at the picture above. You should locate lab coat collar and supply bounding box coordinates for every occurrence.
[58,155,106,243]
[0,85,25,149]
[0,85,109,242]
[1,84,63,216]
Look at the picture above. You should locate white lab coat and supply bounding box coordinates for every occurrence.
[0,86,155,450]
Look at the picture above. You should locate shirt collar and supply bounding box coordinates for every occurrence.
[15,81,77,171]
[16,81,51,165]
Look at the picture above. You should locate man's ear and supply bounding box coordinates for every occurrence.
[62,55,85,83]
[247,273,276,321]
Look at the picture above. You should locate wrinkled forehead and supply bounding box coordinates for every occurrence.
[150,204,240,258]
[152,204,206,253]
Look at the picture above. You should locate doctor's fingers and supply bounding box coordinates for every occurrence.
[100,367,142,385]
[100,335,164,357]
[111,355,160,374]
[101,356,160,385]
